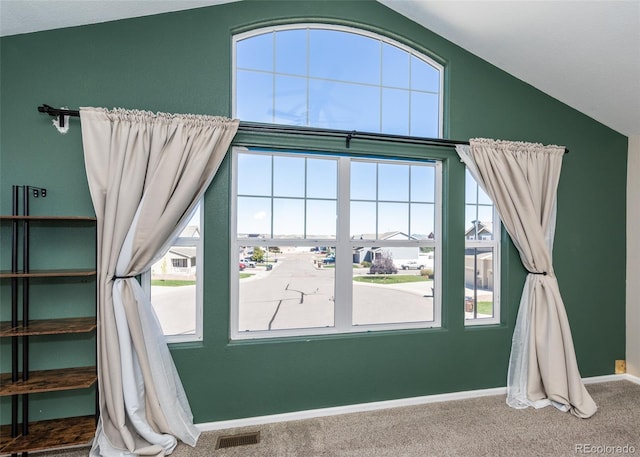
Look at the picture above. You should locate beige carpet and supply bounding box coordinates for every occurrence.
[49,380,640,457]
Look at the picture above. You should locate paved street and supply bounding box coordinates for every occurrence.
[239,251,434,331]
[151,284,196,335]
[151,250,440,336]
[239,251,335,331]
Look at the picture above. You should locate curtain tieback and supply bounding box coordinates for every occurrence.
[112,275,135,280]
[527,270,548,275]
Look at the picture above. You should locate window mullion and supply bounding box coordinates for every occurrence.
[334,156,352,332]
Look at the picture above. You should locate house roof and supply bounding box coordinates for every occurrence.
[465,221,493,237]
[169,247,196,258]
[180,225,200,238]
[353,231,420,241]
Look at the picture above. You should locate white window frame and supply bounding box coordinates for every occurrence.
[464,205,501,326]
[142,203,204,343]
[230,147,442,340]
[232,23,444,137]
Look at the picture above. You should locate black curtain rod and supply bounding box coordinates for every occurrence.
[235,122,470,149]
[36,104,568,153]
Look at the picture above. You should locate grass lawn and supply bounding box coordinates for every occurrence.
[353,275,429,285]
[239,273,253,279]
[477,301,493,315]
[151,279,196,287]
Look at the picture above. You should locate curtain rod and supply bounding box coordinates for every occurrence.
[36,104,568,153]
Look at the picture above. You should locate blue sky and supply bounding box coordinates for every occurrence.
[235,27,441,136]
[233,27,491,240]
[237,152,437,239]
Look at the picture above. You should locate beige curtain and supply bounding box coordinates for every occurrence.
[80,107,239,456]
[456,138,597,418]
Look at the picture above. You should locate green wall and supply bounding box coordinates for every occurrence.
[0,0,627,424]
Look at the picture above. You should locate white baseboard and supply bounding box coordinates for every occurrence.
[196,373,633,432]
[582,374,627,384]
[623,373,640,384]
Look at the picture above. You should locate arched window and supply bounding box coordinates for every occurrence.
[233,24,443,137]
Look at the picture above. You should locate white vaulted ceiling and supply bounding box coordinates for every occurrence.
[1,0,638,136]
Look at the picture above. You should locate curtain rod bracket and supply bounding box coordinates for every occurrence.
[346,131,356,148]
[38,104,78,134]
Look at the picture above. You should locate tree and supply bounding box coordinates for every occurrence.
[252,246,265,263]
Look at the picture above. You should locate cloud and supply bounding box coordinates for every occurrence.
[254,211,267,220]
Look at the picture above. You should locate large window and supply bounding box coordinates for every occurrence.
[234,24,443,137]
[232,24,500,337]
[464,171,500,324]
[231,148,441,339]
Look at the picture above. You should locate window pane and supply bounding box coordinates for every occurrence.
[274,155,305,197]
[381,88,410,135]
[236,70,273,123]
[350,201,376,239]
[378,202,409,237]
[276,29,306,75]
[411,165,435,203]
[353,250,435,325]
[274,75,307,125]
[411,56,440,93]
[235,26,442,138]
[309,30,380,85]
[237,153,272,196]
[410,91,439,137]
[150,267,196,335]
[307,158,337,199]
[465,247,495,319]
[309,80,380,131]
[307,200,336,238]
[233,148,443,339]
[382,43,409,88]
[237,196,271,236]
[477,205,494,227]
[410,203,435,238]
[465,206,479,239]
[465,209,494,240]
[238,247,335,331]
[182,206,201,234]
[378,163,409,201]
[273,198,304,237]
[465,169,478,204]
[478,185,492,205]
[237,33,273,71]
[150,227,198,336]
[351,161,377,200]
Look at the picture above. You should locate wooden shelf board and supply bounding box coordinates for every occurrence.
[0,415,95,455]
[0,429,17,454]
[0,269,96,278]
[0,317,96,337]
[0,215,96,221]
[0,367,97,396]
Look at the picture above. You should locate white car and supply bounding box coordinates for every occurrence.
[240,258,256,268]
[400,260,425,270]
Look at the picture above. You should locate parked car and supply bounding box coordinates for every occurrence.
[239,262,246,271]
[369,262,398,274]
[240,258,256,268]
[322,254,336,264]
[400,260,425,270]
